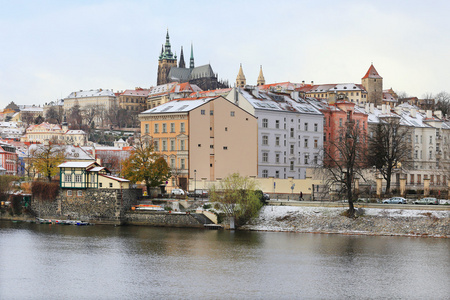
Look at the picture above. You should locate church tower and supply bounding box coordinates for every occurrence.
[179,46,186,68]
[157,29,177,85]
[257,65,265,86]
[189,43,195,69]
[361,64,383,105]
[236,64,246,88]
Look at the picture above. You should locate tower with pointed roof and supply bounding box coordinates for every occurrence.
[361,64,383,105]
[189,43,195,69]
[236,64,246,88]
[257,65,265,86]
[179,46,185,68]
[157,29,178,85]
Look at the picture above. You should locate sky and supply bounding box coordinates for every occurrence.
[0,0,449,108]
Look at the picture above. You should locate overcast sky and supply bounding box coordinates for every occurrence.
[0,0,448,108]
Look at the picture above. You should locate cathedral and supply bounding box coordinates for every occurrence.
[157,30,229,91]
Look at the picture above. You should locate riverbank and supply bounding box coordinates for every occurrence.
[241,205,450,238]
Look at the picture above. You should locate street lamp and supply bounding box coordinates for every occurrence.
[194,169,197,200]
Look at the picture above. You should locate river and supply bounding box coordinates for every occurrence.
[0,221,449,299]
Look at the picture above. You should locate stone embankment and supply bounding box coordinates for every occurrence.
[242,206,450,238]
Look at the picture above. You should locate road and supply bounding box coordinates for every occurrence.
[266,200,450,210]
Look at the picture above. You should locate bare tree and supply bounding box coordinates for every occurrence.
[21,112,35,127]
[82,104,99,128]
[45,106,63,124]
[320,116,368,217]
[435,91,450,117]
[68,102,83,129]
[368,117,412,195]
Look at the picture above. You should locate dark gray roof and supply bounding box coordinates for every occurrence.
[167,64,215,82]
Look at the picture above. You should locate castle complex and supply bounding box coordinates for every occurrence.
[156,30,229,91]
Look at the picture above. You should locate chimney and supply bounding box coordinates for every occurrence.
[291,91,299,101]
[411,108,416,118]
[302,80,305,84]
[426,110,432,119]
[394,106,402,115]
[370,103,374,114]
[311,81,314,85]
[381,104,386,114]
[435,110,442,119]
[365,103,370,113]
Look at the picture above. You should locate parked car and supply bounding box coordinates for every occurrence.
[382,197,407,204]
[414,197,439,205]
[171,189,185,195]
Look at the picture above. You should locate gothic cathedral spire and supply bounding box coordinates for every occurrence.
[157,29,177,85]
[179,46,186,68]
[190,43,195,69]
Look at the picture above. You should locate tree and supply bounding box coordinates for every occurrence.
[34,115,44,124]
[31,143,66,182]
[321,117,368,217]
[435,91,450,116]
[21,111,35,127]
[367,117,411,195]
[209,173,263,229]
[45,106,62,124]
[120,139,171,196]
[68,102,83,129]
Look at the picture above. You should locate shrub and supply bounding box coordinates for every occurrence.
[31,181,60,202]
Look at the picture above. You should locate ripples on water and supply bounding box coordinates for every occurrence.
[0,221,449,299]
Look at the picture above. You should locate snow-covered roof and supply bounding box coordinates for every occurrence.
[100,174,129,182]
[240,89,322,115]
[89,166,105,172]
[65,130,86,135]
[58,161,97,168]
[66,89,115,99]
[141,97,215,114]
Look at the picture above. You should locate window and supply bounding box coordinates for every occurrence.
[145,124,149,134]
[210,110,214,115]
[109,183,113,188]
[181,159,185,169]
[290,161,294,171]
[275,120,280,129]
[275,171,280,178]
[170,123,175,133]
[99,183,103,188]
[290,128,294,138]
[430,136,433,144]
[154,124,159,133]
[262,135,268,145]
[162,140,167,151]
[304,138,308,148]
[304,123,308,131]
[170,140,175,151]
[180,140,185,150]
[162,123,167,133]
[171,158,175,167]
[290,144,294,155]
[304,153,310,165]
[314,155,318,164]
[314,123,318,132]
[262,170,268,178]
[275,136,280,146]
[180,123,185,132]
[210,145,214,149]
[67,190,72,196]
[263,152,268,162]
[223,146,228,150]
[276,153,280,163]
[429,150,432,160]
[154,141,159,151]
[262,118,268,128]
[65,174,72,182]
[339,118,343,127]
[77,190,82,197]
[75,174,82,183]
[314,139,318,148]
[230,111,235,117]
[201,109,205,115]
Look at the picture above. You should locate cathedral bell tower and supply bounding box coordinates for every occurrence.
[157,29,177,85]
[257,65,265,86]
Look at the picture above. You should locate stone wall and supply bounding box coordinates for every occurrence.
[30,188,141,222]
[124,211,205,228]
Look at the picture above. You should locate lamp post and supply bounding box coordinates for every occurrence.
[194,169,197,200]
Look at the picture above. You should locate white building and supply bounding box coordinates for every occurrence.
[227,87,324,179]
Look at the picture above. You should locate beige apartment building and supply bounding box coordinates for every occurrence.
[139,96,257,191]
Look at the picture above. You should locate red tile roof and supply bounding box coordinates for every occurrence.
[362,64,382,79]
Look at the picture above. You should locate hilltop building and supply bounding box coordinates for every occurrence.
[156,30,228,91]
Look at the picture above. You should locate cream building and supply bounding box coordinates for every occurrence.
[139,96,257,191]
[22,122,87,146]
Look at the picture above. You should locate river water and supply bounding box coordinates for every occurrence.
[1,221,449,300]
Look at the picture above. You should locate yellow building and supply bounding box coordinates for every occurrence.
[139,96,258,191]
[22,122,87,146]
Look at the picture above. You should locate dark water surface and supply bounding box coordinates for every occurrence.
[1,221,449,299]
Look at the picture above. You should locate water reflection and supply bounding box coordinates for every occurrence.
[1,221,449,300]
